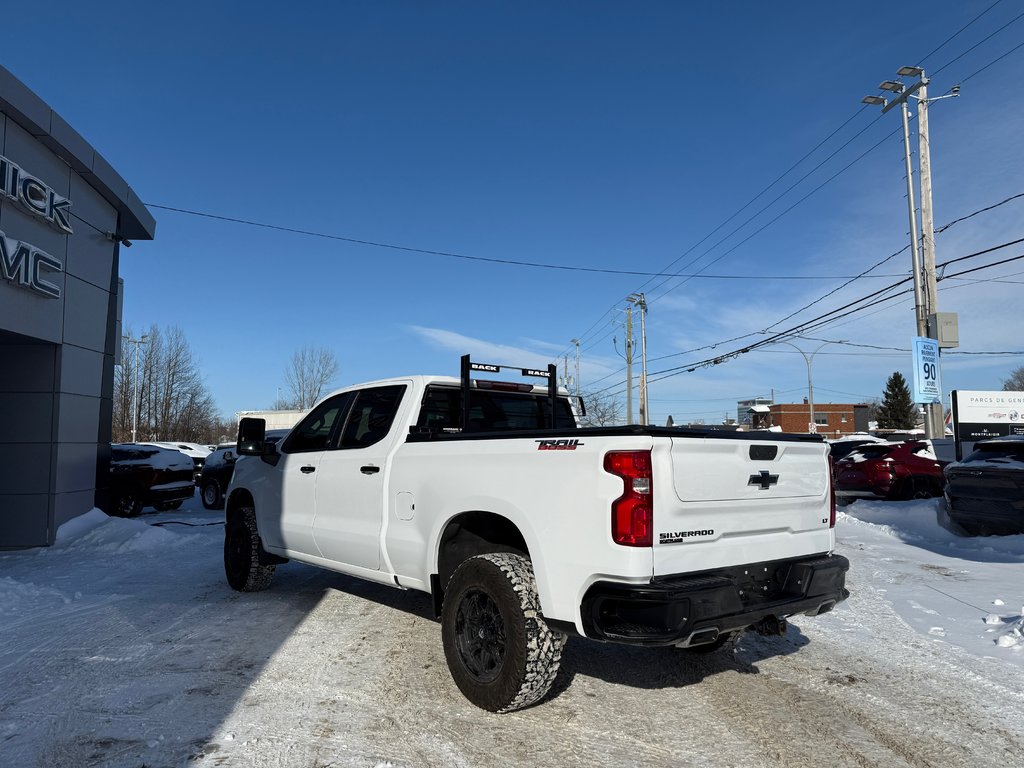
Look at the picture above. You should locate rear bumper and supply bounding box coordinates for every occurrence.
[581,553,850,646]
[946,492,1024,533]
[142,482,195,506]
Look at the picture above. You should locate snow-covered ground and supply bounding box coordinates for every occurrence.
[1,494,1023,767]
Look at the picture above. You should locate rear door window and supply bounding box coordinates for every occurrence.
[416,385,576,432]
[338,385,407,449]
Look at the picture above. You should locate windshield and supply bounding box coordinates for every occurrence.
[962,443,1024,464]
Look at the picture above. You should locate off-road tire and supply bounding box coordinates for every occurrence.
[441,553,566,713]
[201,480,222,510]
[224,506,275,591]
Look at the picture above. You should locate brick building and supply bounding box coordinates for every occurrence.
[767,402,870,437]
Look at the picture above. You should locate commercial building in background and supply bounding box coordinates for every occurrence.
[234,409,308,431]
[736,397,773,426]
[767,402,870,437]
[0,66,156,548]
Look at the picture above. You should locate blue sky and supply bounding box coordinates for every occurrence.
[7,1,1024,425]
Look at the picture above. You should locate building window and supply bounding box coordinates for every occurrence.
[841,414,848,423]
[814,414,829,425]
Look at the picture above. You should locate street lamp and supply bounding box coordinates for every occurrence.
[122,334,149,442]
[777,339,842,433]
[861,82,926,337]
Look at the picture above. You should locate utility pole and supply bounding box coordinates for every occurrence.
[625,304,634,425]
[123,334,149,443]
[571,338,581,397]
[863,67,958,439]
[628,293,649,425]
[915,74,946,439]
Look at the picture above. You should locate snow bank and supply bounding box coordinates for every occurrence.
[48,509,195,554]
[839,499,1024,561]
[0,576,72,616]
[54,508,108,542]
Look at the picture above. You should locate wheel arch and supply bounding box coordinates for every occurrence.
[432,510,545,617]
[225,488,255,526]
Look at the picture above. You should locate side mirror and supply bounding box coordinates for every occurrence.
[237,417,267,456]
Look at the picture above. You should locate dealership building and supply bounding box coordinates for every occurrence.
[0,66,155,548]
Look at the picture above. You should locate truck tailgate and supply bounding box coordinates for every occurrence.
[653,437,832,577]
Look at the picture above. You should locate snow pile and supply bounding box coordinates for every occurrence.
[54,508,108,542]
[47,509,195,554]
[991,601,1024,650]
[0,576,72,616]
[838,499,1024,561]
[837,499,1024,659]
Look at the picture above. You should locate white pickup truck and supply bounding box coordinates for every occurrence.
[225,356,848,712]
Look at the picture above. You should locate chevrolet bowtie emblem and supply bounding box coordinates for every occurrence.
[748,470,779,490]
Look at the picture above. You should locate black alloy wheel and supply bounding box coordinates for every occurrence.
[453,588,507,683]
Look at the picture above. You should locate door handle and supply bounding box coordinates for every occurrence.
[360,465,381,475]
[300,465,316,474]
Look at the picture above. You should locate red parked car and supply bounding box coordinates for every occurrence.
[835,441,947,503]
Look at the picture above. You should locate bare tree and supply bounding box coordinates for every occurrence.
[1003,366,1024,392]
[113,324,225,443]
[285,346,340,409]
[578,389,622,427]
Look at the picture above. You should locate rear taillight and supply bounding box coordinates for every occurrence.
[604,450,653,547]
[828,455,836,528]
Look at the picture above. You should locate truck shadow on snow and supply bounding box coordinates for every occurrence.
[296,564,812,700]
[550,624,810,695]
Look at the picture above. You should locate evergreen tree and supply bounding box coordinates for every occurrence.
[1003,366,1024,392]
[876,372,918,429]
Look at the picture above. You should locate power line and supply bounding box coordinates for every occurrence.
[930,7,1024,78]
[917,0,1006,66]
[563,17,1024,364]
[592,239,1024,396]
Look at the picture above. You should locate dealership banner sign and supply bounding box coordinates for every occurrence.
[950,389,1024,459]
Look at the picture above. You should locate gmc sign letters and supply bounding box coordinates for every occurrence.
[0,229,62,298]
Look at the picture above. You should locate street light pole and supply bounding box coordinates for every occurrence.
[122,334,149,443]
[777,339,837,433]
[862,66,957,439]
[914,74,946,439]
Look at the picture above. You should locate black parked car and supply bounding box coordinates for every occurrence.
[199,430,289,509]
[944,435,1024,536]
[109,444,196,517]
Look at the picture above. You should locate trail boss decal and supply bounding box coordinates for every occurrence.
[660,529,714,544]
[536,439,582,451]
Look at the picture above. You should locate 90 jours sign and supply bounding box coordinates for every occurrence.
[912,337,942,404]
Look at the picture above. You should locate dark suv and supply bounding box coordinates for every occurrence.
[944,435,1024,535]
[109,444,196,517]
[199,430,288,509]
